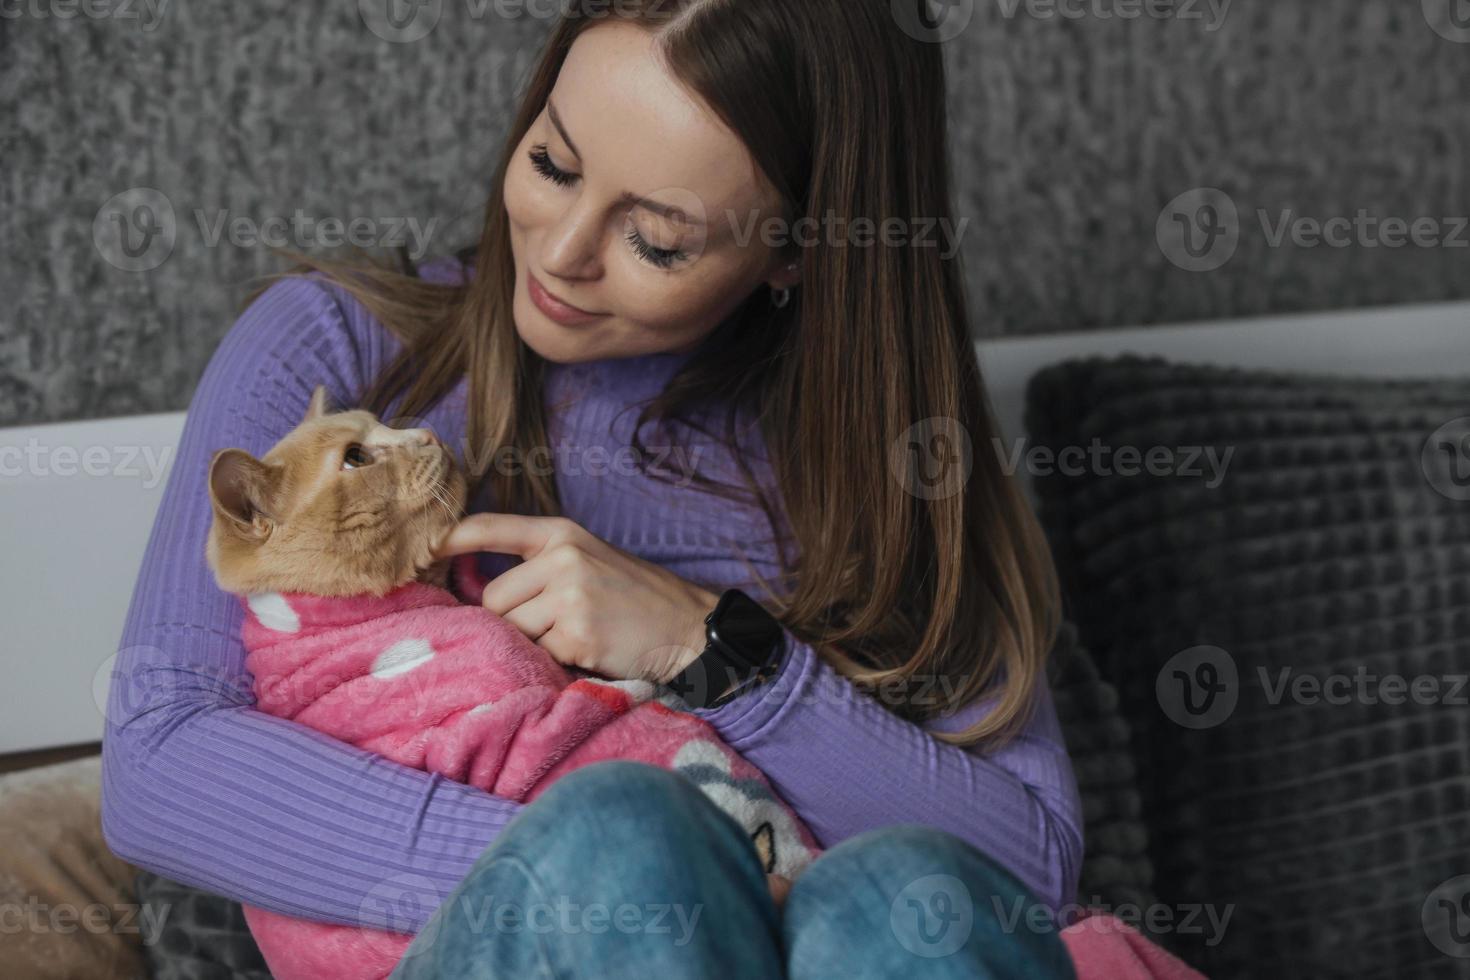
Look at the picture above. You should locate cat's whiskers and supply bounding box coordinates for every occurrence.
[426,477,459,527]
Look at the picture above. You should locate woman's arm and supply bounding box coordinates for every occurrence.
[428,498,1082,911]
[693,632,1084,913]
[100,276,523,935]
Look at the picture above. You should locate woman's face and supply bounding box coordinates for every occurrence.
[503,20,799,364]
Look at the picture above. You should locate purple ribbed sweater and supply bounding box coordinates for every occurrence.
[100,260,1083,932]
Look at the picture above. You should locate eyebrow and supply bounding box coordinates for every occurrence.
[545,100,585,160]
[546,98,707,227]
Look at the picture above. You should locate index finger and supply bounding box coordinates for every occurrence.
[432,513,563,561]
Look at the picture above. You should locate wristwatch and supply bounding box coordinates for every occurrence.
[667,588,785,710]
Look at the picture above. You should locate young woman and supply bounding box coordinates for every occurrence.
[103,1,1082,975]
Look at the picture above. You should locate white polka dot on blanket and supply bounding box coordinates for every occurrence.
[246,592,300,633]
[371,638,436,679]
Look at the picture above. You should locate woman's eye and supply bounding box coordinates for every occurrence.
[624,226,687,270]
[529,145,576,188]
[529,142,686,269]
[342,445,375,469]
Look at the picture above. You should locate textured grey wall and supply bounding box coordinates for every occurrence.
[4,1,1468,427]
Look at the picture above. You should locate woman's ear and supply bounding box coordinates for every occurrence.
[303,385,332,423]
[208,448,279,538]
[767,259,801,293]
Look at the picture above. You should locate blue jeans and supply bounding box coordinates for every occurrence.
[388,761,1075,979]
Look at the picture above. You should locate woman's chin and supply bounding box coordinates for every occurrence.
[519,331,587,365]
[513,308,609,364]
[513,297,709,364]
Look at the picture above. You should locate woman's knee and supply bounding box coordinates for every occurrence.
[541,759,691,808]
[411,763,784,979]
[785,825,1074,978]
[797,824,1026,898]
[538,760,707,827]
[482,761,716,862]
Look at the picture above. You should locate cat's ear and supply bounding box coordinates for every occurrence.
[303,385,332,423]
[208,449,280,538]
[751,823,776,873]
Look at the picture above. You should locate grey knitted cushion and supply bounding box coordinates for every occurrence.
[133,871,269,980]
[1047,621,1156,914]
[1026,355,1470,979]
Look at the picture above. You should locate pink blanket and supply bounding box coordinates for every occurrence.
[1060,910,1209,980]
[236,559,820,980]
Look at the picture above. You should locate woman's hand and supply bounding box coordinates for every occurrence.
[767,873,792,910]
[435,514,721,685]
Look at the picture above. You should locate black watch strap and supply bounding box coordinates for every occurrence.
[668,589,783,709]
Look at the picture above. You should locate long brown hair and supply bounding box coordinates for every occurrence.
[263,0,1059,750]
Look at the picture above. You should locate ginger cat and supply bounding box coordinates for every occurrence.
[201,387,820,980]
[206,385,468,596]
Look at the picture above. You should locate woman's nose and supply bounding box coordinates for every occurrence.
[539,202,605,280]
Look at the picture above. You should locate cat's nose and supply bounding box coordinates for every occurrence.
[368,423,443,448]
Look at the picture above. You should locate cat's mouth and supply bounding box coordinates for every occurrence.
[415,449,467,524]
[408,452,469,588]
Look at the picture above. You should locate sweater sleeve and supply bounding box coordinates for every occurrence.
[693,629,1084,913]
[100,276,523,935]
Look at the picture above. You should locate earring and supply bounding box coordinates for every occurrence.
[771,262,798,309]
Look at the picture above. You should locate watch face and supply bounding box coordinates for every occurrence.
[709,590,782,667]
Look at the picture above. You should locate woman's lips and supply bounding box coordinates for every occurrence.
[528,271,606,326]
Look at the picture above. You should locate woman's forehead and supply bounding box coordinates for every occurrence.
[553,22,780,229]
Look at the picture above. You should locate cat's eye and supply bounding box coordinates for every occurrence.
[342,445,375,470]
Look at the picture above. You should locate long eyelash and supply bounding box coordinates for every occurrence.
[624,226,686,270]
[529,144,576,188]
[530,144,686,270]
